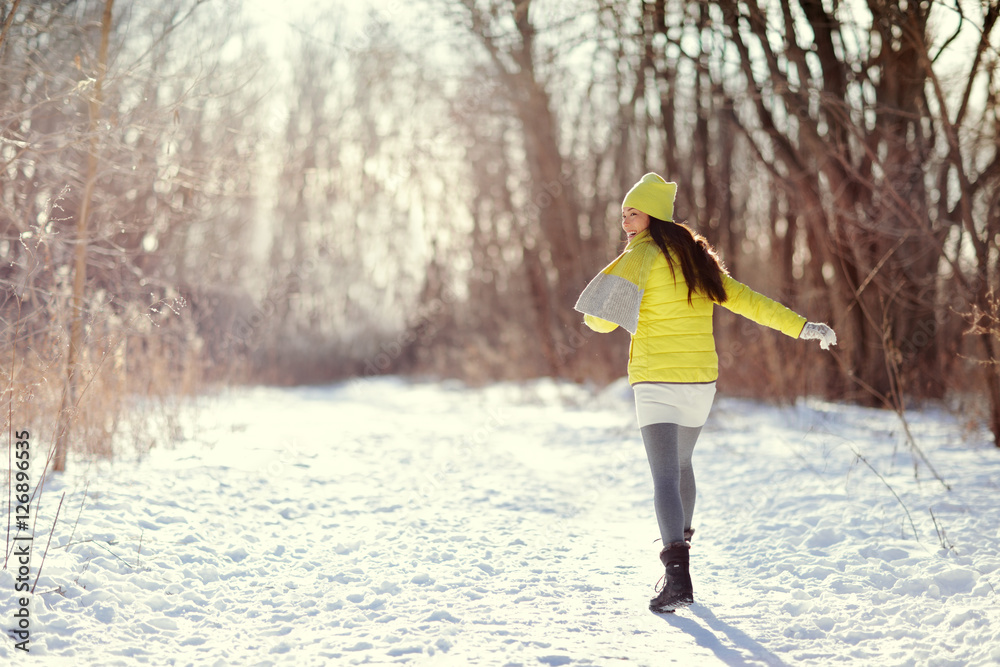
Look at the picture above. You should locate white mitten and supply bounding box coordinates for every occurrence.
[800,322,837,350]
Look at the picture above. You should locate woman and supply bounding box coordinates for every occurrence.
[575,173,836,614]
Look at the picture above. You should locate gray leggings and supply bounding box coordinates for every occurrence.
[640,422,703,545]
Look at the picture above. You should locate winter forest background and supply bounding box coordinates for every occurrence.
[2,0,999,471]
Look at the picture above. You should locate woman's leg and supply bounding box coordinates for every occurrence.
[677,425,702,535]
[640,422,685,545]
[643,422,703,613]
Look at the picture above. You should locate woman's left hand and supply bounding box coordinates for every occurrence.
[800,322,837,350]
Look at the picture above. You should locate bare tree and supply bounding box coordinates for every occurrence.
[2,0,267,469]
[53,0,115,472]
[444,1,596,376]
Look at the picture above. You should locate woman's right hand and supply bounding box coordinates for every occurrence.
[800,322,837,350]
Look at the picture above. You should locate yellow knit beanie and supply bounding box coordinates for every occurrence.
[622,173,677,222]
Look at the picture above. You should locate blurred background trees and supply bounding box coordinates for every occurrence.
[2,0,998,465]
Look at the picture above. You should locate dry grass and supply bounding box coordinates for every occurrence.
[2,293,207,471]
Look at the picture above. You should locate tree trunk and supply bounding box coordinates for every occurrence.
[53,0,114,473]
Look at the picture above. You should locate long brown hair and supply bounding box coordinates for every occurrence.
[646,217,729,304]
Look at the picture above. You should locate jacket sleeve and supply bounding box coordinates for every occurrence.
[584,314,619,333]
[720,275,807,338]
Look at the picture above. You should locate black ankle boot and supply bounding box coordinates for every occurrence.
[649,541,694,613]
[683,527,695,544]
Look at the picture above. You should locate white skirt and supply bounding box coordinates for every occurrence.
[633,382,717,428]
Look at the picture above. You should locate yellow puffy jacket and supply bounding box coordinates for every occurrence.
[585,249,806,384]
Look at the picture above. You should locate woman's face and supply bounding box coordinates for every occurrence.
[622,207,650,240]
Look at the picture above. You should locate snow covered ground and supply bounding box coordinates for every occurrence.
[3,376,999,665]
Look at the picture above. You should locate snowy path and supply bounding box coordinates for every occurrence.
[3,377,999,665]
